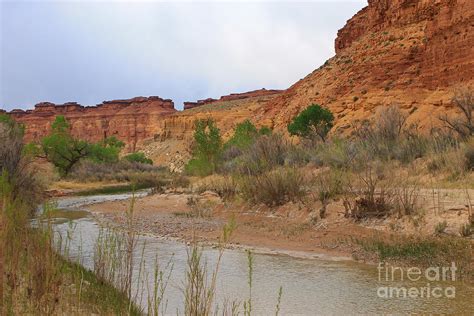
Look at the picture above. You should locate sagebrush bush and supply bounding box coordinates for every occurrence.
[68,159,167,183]
[393,135,428,164]
[0,117,44,212]
[312,168,347,203]
[464,138,474,170]
[234,134,289,175]
[194,175,237,201]
[313,139,357,169]
[343,162,397,219]
[427,144,469,179]
[238,167,306,206]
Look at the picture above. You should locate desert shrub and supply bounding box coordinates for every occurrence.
[352,105,429,164]
[434,221,448,235]
[312,168,347,203]
[194,176,237,201]
[314,139,357,169]
[221,145,242,161]
[427,144,469,179]
[392,135,428,164]
[234,133,289,175]
[0,117,43,211]
[68,159,167,183]
[169,174,191,189]
[128,172,167,192]
[218,146,243,174]
[459,222,473,237]
[373,104,408,142]
[393,182,420,217]
[185,119,222,176]
[238,167,306,206]
[343,162,396,220]
[439,87,473,138]
[287,104,334,142]
[123,152,153,165]
[464,138,474,170]
[284,144,312,167]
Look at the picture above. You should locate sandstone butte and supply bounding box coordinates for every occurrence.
[3,0,474,168]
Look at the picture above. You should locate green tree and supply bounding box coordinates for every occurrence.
[258,126,272,136]
[226,120,259,150]
[41,116,90,175]
[89,136,125,163]
[123,152,153,165]
[287,104,334,142]
[185,119,222,176]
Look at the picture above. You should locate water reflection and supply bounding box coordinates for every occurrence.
[51,196,473,315]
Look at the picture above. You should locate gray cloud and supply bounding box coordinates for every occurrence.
[0,0,366,110]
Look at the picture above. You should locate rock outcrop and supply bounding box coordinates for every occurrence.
[4,0,473,168]
[8,97,176,151]
[183,88,282,110]
[260,0,474,133]
[142,92,281,169]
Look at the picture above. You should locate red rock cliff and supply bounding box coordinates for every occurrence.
[260,0,474,133]
[8,97,176,151]
[183,88,282,110]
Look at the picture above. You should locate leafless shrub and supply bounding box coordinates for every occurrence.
[374,104,408,142]
[312,168,346,204]
[394,182,420,217]
[439,87,474,138]
[239,167,306,206]
[0,121,43,211]
[343,162,396,220]
[236,134,289,175]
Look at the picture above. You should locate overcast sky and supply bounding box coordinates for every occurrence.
[0,0,367,111]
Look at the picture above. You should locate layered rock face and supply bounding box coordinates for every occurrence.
[260,0,474,133]
[142,93,281,170]
[183,88,282,110]
[8,97,176,151]
[5,0,472,168]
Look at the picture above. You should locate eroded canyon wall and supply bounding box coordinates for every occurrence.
[259,0,474,133]
[8,97,176,151]
[4,0,473,168]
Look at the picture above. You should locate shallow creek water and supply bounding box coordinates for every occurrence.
[50,193,473,315]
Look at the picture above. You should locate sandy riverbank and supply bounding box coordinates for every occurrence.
[82,191,391,261]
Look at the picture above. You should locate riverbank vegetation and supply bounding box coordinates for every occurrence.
[1,115,284,314]
[181,90,473,275]
[0,116,140,314]
[2,89,473,312]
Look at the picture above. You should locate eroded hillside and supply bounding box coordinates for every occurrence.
[259,0,474,133]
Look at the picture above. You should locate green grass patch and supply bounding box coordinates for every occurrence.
[357,234,473,280]
[59,258,141,315]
